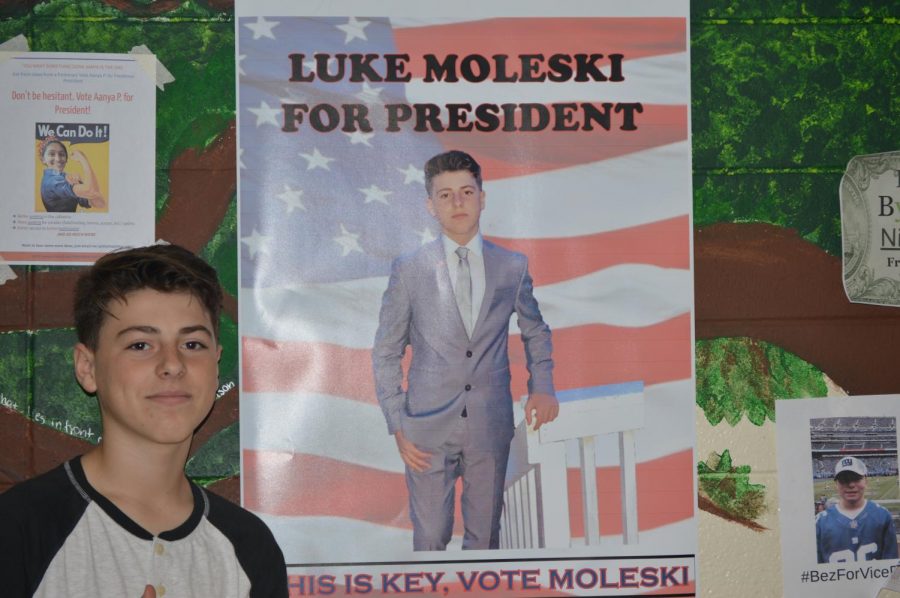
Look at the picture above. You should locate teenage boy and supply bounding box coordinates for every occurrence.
[0,244,288,597]
[373,150,559,550]
[816,456,899,563]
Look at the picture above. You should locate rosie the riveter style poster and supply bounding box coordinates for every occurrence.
[237,1,696,595]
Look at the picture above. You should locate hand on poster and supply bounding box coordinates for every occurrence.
[524,392,559,430]
[141,585,156,598]
[394,430,432,472]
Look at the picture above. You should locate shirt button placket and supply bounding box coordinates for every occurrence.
[151,538,167,597]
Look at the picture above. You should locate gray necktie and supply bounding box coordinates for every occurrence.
[455,246,473,337]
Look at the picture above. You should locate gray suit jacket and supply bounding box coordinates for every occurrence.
[372,238,554,451]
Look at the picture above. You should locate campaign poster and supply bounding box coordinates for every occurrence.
[0,52,155,265]
[777,396,900,598]
[236,1,695,595]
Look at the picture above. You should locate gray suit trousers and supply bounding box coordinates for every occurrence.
[406,416,511,550]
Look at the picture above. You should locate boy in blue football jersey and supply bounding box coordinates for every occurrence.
[816,456,899,563]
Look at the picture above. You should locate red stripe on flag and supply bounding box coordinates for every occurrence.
[393,18,687,70]
[509,314,692,398]
[437,105,688,181]
[242,337,376,402]
[488,216,690,286]
[243,449,693,534]
[242,315,690,398]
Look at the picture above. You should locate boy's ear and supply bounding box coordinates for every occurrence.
[73,343,98,394]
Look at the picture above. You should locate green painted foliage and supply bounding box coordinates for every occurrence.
[691,5,898,256]
[202,197,238,298]
[217,314,238,393]
[0,331,31,415]
[698,449,766,521]
[696,337,827,426]
[691,1,896,20]
[32,328,102,444]
[186,422,238,479]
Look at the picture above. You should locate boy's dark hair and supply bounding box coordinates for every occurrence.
[74,244,223,350]
[424,150,482,196]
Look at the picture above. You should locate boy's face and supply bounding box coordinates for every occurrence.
[74,288,221,449]
[834,473,867,508]
[426,170,485,245]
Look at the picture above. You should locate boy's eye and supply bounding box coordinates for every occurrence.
[127,341,150,351]
[184,340,207,350]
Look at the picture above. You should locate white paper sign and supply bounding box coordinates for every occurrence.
[0,51,156,265]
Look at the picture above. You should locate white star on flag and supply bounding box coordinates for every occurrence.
[300,148,334,171]
[244,16,279,40]
[248,100,281,127]
[279,85,308,105]
[344,130,374,147]
[237,54,246,76]
[416,227,437,245]
[241,228,271,259]
[336,17,371,43]
[334,224,364,256]
[238,147,245,169]
[355,81,383,104]
[397,164,425,185]
[276,185,306,213]
[359,184,392,205]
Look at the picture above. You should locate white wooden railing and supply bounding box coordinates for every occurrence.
[500,382,645,549]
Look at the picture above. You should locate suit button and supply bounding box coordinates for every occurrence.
[465,384,472,391]
[466,350,473,358]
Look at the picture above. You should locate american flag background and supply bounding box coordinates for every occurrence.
[236,2,694,587]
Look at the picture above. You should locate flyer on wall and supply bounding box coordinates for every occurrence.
[0,51,156,265]
[236,1,696,595]
[777,395,900,598]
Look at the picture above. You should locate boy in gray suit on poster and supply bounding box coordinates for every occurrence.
[373,150,558,551]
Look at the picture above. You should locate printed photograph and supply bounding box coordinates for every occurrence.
[810,417,899,564]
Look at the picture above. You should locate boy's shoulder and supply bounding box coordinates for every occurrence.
[0,460,86,520]
[863,498,893,520]
[202,484,278,541]
[0,460,94,598]
[200,486,289,596]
